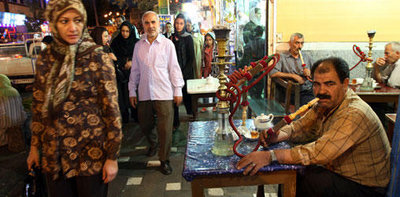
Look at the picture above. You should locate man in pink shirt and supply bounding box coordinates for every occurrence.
[128,11,184,175]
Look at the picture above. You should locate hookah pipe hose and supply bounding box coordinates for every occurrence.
[215,54,280,157]
[262,98,319,145]
[350,44,372,71]
[299,49,312,82]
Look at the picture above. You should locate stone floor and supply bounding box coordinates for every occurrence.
[0,105,278,197]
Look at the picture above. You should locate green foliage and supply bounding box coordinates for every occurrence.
[136,0,158,11]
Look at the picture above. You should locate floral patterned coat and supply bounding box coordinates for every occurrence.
[31,46,122,179]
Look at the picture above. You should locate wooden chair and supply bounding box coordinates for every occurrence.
[270,77,301,114]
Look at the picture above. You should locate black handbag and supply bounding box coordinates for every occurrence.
[23,166,46,197]
[115,64,129,83]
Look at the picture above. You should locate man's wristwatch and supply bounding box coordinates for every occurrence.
[269,150,277,163]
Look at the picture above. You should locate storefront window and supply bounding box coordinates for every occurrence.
[236,0,267,99]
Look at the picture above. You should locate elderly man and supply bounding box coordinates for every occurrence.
[238,57,391,197]
[270,32,314,106]
[129,11,184,175]
[373,41,400,88]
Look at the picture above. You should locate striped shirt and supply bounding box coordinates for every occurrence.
[0,95,26,129]
[281,89,391,187]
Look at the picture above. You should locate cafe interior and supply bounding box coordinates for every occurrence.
[183,0,400,196]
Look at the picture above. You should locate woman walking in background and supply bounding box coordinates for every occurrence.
[170,13,195,128]
[26,0,122,196]
[111,21,139,123]
[91,26,117,62]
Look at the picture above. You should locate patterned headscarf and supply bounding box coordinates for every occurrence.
[0,74,19,97]
[42,0,96,118]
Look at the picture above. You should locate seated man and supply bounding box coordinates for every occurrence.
[373,41,400,88]
[270,33,314,106]
[237,57,391,197]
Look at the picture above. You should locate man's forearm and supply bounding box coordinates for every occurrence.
[274,149,294,164]
[271,72,299,81]
[373,63,384,83]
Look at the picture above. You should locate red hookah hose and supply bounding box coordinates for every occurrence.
[225,54,280,157]
[350,44,371,71]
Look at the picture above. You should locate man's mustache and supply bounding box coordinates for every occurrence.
[316,94,331,99]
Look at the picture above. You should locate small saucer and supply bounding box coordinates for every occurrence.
[243,132,259,141]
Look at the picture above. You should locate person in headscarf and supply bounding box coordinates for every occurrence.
[170,13,195,129]
[200,32,218,113]
[243,7,262,45]
[241,25,266,99]
[111,21,139,123]
[202,32,217,78]
[0,74,26,152]
[186,19,204,79]
[26,1,122,196]
[90,26,117,62]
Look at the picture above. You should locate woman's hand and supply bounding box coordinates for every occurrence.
[125,61,132,70]
[108,53,117,61]
[103,159,118,183]
[27,146,40,170]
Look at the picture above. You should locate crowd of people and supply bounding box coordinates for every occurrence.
[0,0,398,196]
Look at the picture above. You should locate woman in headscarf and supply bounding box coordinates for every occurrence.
[170,13,195,128]
[243,7,262,45]
[26,0,122,196]
[111,21,139,123]
[0,74,26,152]
[199,32,218,113]
[186,19,204,79]
[91,26,117,62]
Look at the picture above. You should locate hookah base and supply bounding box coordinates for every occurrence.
[211,139,234,156]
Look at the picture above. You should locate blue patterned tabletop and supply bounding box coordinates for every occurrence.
[182,120,304,182]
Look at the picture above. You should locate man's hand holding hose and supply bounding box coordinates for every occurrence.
[258,98,320,147]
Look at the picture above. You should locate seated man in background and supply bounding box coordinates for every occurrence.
[373,41,400,88]
[238,57,391,197]
[270,32,314,106]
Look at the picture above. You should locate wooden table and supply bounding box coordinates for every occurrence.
[183,120,303,197]
[385,113,397,145]
[350,83,400,107]
[191,170,297,197]
[187,78,219,119]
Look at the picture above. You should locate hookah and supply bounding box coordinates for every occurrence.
[211,25,237,156]
[359,30,376,92]
[210,25,320,157]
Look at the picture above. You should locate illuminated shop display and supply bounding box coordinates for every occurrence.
[0,12,26,27]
